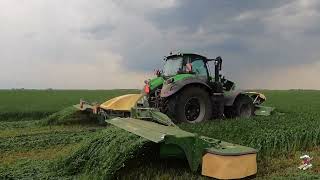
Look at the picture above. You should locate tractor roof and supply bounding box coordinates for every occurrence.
[166,52,207,60]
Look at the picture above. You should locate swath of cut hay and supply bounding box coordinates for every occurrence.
[53,127,150,179]
[40,106,98,126]
[40,107,153,179]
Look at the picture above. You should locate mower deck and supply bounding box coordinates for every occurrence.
[106,117,257,179]
[73,92,267,179]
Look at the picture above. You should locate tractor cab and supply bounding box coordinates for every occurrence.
[163,52,232,92]
[163,53,209,78]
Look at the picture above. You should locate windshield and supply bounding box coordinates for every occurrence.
[163,57,183,76]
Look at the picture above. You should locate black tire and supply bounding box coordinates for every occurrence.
[233,95,254,118]
[97,110,108,125]
[167,86,212,123]
[211,95,225,119]
[224,106,235,118]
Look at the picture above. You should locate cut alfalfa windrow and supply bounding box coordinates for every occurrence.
[53,127,150,180]
[40,106,98,126]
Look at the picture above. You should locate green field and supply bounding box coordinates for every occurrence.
[1,89,320,179]
[0,89,139,121]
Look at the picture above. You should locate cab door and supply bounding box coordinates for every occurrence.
[190,57,209,82]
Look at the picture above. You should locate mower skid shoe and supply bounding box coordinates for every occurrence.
[254,105,275,116]
[202,152,257,179]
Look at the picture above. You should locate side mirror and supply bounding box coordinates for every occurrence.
[186,63,192,72]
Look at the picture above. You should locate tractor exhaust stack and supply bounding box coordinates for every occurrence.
[214,56,222,83]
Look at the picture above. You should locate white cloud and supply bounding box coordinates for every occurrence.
[264,0,320,36]
[238,61,320,90]
[0,0,156,89]
[0,51,150,89]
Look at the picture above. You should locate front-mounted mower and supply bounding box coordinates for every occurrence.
[75,94,258,179]
[74,52,275,179]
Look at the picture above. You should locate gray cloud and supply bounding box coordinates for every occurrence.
[86,0,320,76]
[148,0,291,32]
[147,0,320,67]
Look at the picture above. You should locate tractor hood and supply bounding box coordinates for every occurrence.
[148,76,164,91]
[147,74,194,91]
[162,74,195,86]
[169,74,194,83]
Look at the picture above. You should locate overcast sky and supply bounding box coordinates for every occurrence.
[0,0,319,89]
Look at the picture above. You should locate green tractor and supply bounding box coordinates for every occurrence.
[143,52,270,123]
[74,51,273,179]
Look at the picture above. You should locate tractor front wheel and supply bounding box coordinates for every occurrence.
[167,86,212,123]
[233,95,254,118]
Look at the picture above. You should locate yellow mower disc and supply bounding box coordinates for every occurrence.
[202,153,257,179]
[100,94,143,111]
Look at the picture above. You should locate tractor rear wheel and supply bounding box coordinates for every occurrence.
[233,95,254,118]
[167,86,212,123]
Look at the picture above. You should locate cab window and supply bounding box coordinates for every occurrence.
[192,59,207,76]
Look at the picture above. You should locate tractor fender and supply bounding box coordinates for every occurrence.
[223,90,248,106]
[160,76,211,98]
